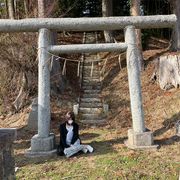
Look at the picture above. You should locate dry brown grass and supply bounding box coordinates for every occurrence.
[0,34,180,179]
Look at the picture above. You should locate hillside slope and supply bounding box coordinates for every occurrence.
[0,35,180,179]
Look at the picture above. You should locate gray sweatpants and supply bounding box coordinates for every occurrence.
[64,139,93,158]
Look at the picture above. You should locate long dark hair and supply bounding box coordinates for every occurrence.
[66,111,75,121]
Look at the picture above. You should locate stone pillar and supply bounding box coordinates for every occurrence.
[26,28,56,156]
[37,28,51,138]
[125,26,145,133]
[0,128,17,180]
[124,26,158,149]
[73,104,79,115]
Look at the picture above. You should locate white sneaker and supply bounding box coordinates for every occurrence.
[86,145,93,153]
[82,147,88,153]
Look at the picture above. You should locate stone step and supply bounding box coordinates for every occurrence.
[83,75,99,78]
[83,76,100,80]
[83,77,100,83]
[83,81,101,85]
[84,61,99,66]
[83,64,99,67]
[84,39,96,44]
[83,71,99,76]
[80,102,102,108]
[83,69,99,72]
[82,82,100,86]
[83,76,100,79]
[79,107,103,114]
[80,119,106,124]
[84,57,97,60]
[81,113,104,120]
[83,71,99,75]
[83,72,99,75]
[83,89,101,94]
[82,85,101,90]
[82,93,101,98]
[83,77,100,81]
[83,66,99,70]
[80,97,101,103]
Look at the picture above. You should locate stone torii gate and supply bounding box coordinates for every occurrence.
[0,15,177,156]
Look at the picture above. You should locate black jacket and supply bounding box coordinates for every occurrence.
[59,122,80,150]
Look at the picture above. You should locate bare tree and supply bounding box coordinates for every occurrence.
[170,0,180,51]
[102,0,113,43]
[38,0,45,18]
[24,0,29,18]
[130,0,144,70]
[37,0,65,93]
[7,0,15,19]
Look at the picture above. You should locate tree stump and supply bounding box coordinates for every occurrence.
[151,54,180,90]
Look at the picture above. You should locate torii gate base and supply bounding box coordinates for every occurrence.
[125,129,158,150]
[26,133,56,157]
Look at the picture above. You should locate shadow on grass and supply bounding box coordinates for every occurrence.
[153,112,180,137]
[80,132,100,140]
[91,136,127,155]
[153,112,180,147]
[154,135,180,147]
[15,136,127,167]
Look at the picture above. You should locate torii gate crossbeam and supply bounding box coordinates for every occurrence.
[0,15,176,32]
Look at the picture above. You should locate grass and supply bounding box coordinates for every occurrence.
[15,127,179,180]
[3,48,180,179]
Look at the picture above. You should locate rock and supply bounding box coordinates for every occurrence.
[0,128,17,180]
[27,98,38,131]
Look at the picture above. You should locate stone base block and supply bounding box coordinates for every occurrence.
[73,104,79,115]
[25,133,56,157]
[125,129,158,150]
[25,149,57,157]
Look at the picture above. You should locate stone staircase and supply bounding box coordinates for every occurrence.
[78,33,106,124]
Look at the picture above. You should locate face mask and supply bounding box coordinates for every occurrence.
[68,120,73,125]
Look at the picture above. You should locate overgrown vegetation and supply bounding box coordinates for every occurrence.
[0,33,37,115]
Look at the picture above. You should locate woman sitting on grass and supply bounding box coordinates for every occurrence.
[57,111,93,157]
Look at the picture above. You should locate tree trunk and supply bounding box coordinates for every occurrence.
[13,72,28,111]
[50,32,65,94]
[7,0,15,19]
[37,0,65,93]
[24,0,29,18]
[102,0,113,43]
[130,0,144,70]
[151,54,180,90]
[15,0,21,19]
[170,0,180,51]
[4,0,9,18]
[38,0,45,18]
